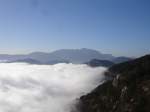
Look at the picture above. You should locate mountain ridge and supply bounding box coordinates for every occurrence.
[79,54,150,112]
[0,48,132,64]
[85,59,114,67]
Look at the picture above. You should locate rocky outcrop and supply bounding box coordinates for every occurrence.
[79,55,150,112]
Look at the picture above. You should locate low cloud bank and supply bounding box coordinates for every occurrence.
[0,63,106,112]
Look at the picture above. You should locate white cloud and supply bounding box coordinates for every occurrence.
[0,63,106,112]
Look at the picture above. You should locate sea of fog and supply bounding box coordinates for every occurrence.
[0,63,107,112]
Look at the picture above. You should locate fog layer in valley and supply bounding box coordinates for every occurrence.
[0,63,106,112]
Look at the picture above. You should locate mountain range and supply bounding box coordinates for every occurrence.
[0,48,132,64]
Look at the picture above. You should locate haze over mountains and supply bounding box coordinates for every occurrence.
[0,48,132,65]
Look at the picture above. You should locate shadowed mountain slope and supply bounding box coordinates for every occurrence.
[80,55,150,112]
[85,59,114,67]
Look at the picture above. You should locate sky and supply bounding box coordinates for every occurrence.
[0,0,149,56]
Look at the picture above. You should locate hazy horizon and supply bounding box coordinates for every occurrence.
[0,48,150,58]
[0,0,150,56]
[0,48,148,58]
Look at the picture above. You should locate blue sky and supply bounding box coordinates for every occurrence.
[0,0,149,56]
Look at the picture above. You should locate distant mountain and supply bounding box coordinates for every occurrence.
[85,59,114,67]
[80,55,150,112]
[48,48,114,63]
[111,56,132,64]
[0,48,114,64]
[0,48,131,64]
[0,54,26,61]
[8,58,42,64]
[44,60,69,65]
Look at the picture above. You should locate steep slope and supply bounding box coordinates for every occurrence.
[79,55,150,112]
